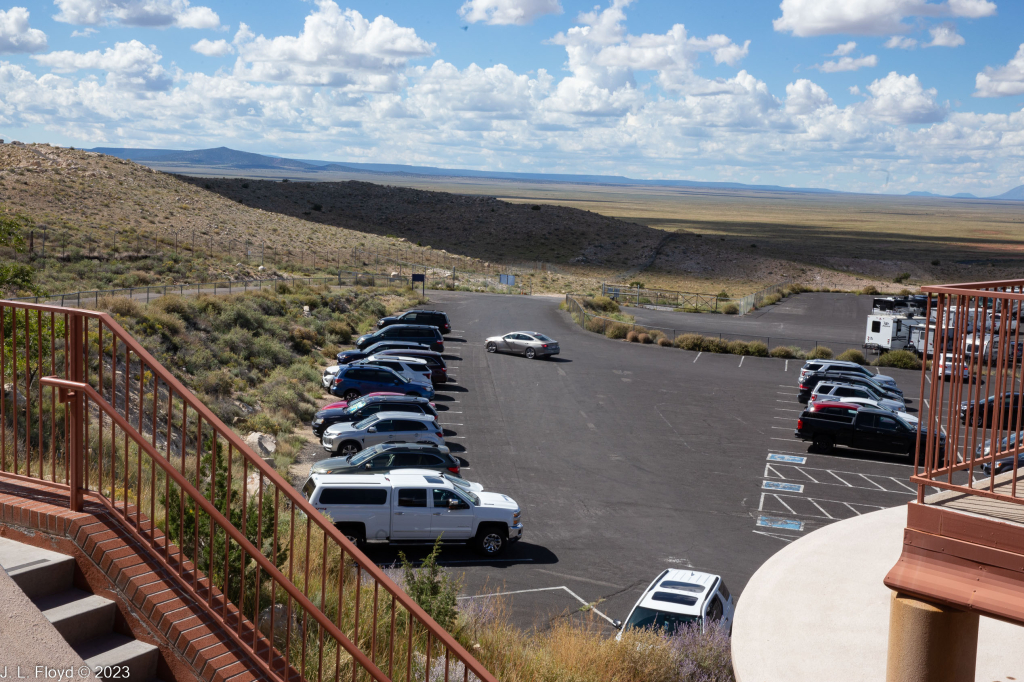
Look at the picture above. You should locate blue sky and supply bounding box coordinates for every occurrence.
[2,0,1024,195]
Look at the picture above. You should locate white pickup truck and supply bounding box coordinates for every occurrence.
[302,472,523,556]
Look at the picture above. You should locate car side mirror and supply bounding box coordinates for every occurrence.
[449,499,461,510]
[612,620,622,629]
[365,463,373,469]
[367,426,377,433]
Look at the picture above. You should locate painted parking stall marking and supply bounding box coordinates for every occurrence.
[763,480,804,493]
[756,516,804,531]
[759,492,885,520]
[767,453,806,464]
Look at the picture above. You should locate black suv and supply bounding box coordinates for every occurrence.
[799,370,903,404]
[309,443,461,476]
[336,341,432,365]
[377,310,452,335]
[311,395,438,437]
[356,324,444,352]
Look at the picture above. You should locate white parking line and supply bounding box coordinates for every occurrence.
[777,392,799,396]
[694,352,702,363]
[775,408,802,413]
[785,360,789,371]
[439,423,464,426]
[738,356,745,368]
[457,586,615,625]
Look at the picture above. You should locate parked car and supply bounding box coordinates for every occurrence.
[330,365,435,401]
[321,412,444,456]
[795,405,939,460]
[311,443,461,476]
[336,341,432,365]
[979,433,1024,475]
[322,365,341,390]
[378,310,452,335]
[960,392,1022,427]
[311,396,438,437]
[799,360,898,391]
[810,381,906,412]
[354,355,433,387]
[357,325,444,353]
[302,471,522,555]
[375,348,448,384]
[834,397,918,425]
[322,392,408,411]
[485,331,560,359]
[799,370,903,404]
[975,431,1024,462]
[614,570,734,637]
[935,353,984,383]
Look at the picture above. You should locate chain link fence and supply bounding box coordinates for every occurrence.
[601,283,722,312]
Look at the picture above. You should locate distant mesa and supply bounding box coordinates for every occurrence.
[951,193,977,198]
[993,184,1024,201]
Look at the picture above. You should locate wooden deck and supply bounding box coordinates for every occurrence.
[926,469,1024,526]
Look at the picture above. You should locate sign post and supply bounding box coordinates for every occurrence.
[412,273,425,297]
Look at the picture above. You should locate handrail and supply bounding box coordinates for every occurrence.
[41,377,390,682]
[0,300,497,682]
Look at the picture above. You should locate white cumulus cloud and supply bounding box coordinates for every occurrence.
[459,0,563,26]
[831,41,857,56]
[773,0,997,37]
[191,38,232,57]
[52,0,220,29]
[232,1,434,90]
[885,35,918,49]
[925,24,965,47]
[860,71,945,123]
[816,54,878,72]
[974,43,1024,97]
[32,39,171,90]
[0,7,47,54]
[785,78,833,114]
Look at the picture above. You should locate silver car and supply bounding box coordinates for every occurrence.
[322,411,444,456]
[485,331,560,359]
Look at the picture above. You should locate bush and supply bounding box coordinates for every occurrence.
[649,329,666,342]
[583,295,620,313]
[860,285,880,295]
[675,333,705,351]
[704,337,729,353]
[727,340,749,355]
[626,331,640,343]
[325,320,352,344]
[873,349,922,370]
[606,322,629,339]
[722,303,740,315]
[657,337,672,347]
[761,293,782,306]
[585,317,610,334]
[836,349,867,365]
[893,272,910,284]
[769,345,800,359]
[747,341,769,357]
[400,538,459,631]
[638,333,653,344]
[289,326,324,354]
[100,296,142,318]
[806,346,834,360]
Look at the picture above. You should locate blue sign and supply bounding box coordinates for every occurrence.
[412,274,425,282]
[762,481,805,493]
[767,453,806,464]
[499,274,516,285]
[756,516,804,531]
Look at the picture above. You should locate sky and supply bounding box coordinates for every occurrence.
[1,0,1024,195]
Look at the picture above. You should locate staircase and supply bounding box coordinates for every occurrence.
[0,537,160,681]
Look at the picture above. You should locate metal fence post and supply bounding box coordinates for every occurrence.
[68,314,84,512]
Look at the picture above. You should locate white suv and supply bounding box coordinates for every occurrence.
[322,411,444,456]
[799,360,898,391]
[811,381,906,412]
[615,569,734,637]
[355,356,433,386]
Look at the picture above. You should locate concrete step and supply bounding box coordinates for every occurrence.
[0,537,75,598]
[35,588,116,646]
[75,634,159,682]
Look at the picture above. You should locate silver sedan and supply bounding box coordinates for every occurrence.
[485,331,560,359]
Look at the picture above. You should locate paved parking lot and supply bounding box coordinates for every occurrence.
[342,291,923,630]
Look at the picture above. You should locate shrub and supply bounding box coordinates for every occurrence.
[675,333,705,351]
[325,320,352,344]
[583,295,619,313]
[873,349,922,370]
[717,290,730,300]
[638,333,653,344]
[837,348,867,364]
[860,285,880,295]
[197,369,236,397]
[784,283,811,295]
[606,322,629,339]
[893,272,911,284]
[585,317,610,334]
[728,340,749,355]
[289,326,324,354]
[722,303,740,315]
[100,296,142,318]
[747,341,769,357]
[657,337,672,347]
[769,345,799,359]
[649,329,666,342]
[704,337,729,353]
[626,331,640,343]
[401,538,459,630]
[806,346,834,360]
[761,293,782,306]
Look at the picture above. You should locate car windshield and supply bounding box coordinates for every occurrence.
[354,415,379,430]
[350,445,386,465]
[623,605,699,633]
[344,397,368,413]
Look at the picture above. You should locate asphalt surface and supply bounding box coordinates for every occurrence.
[627,293,875,349]
[335,291,925,631]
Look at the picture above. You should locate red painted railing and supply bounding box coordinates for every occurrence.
[914,279,1024,506]
[0,300,495,682]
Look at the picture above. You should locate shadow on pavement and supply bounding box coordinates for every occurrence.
[366,541,557,569]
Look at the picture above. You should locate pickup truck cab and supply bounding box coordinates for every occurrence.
[614,569,734,638]
[795,404,939,461]
[302,472,523,556]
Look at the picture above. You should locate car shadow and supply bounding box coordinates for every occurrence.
[433,394,458,402]
[441,355,463,362]
[456,455,470,467]
[437,384,469,393]
[445,441,467,453]
[805,443,915,466]
[364,542,557,568]
[442,428,458,437]
[445,337,468,343]
[545,357,572,363]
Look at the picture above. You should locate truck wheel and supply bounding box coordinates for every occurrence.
[812,435,834,453]
[339,440,361,457]
[343,389,360,401]
[474,524,507,557]
[335,523,366,548]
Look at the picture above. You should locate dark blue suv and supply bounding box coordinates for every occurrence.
[356,325,444,353]
[330,365,435,401]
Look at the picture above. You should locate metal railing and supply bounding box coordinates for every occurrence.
[914,279,1024,507]
[601,283,721,312]
[0,300,495,682]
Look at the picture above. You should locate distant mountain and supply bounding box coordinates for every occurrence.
[992,185,1024,201]
[907,190,979,199]
[907,191,942,196]
[90,145,842,195]
[951,193,977,198]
